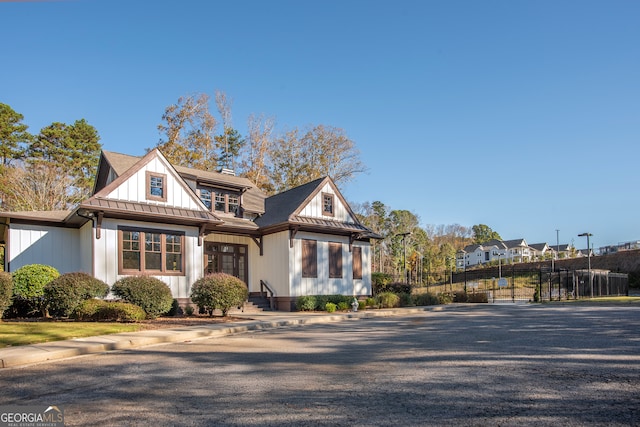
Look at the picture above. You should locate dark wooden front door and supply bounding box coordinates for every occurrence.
[204,242,248,284]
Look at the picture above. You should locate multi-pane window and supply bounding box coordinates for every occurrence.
[200,188,212,209]
[329,242,343,278]
[228,195,239,215]
[352,246,362,280]
[302,239,317,278]
[322,193,334,217]
[119,228,184,275]
[215,193,226,212]
[146,172,167,202]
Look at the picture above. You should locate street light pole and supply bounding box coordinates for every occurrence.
[578,233,593,298]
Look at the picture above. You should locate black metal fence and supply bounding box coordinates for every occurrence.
[413,266,628,302]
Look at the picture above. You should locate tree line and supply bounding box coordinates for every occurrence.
[1,95,498,281]
[353,202,502,285]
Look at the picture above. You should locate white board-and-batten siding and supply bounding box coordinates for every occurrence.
[298,183,352,222]
[94,218,201,298]
[289,231,371,297]
[8,223,93,274]
[105,157,202,210]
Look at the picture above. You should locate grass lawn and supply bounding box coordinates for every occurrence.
[0,321,146,348]
[557,296,640,304]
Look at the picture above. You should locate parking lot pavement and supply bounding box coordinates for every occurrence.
[0,306,443,368]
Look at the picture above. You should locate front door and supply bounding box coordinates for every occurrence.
[204,242,248,284]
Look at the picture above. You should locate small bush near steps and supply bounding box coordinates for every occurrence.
[190,273,248,317]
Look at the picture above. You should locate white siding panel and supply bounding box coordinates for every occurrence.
[299,183,352,222]
[104,158,203,211]
[254,231,291,297]
[8,224,82,274]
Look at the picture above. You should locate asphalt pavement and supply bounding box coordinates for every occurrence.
[0,306,444,369]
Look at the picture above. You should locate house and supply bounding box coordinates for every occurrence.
[529,243,553,260]
[457,238,533,268]
[0,149,377,311]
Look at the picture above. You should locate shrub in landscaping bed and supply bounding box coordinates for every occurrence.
[325,302,337,313]
[399,292,414,307]
[11,264,59,317]
[453,290,469,303]
[337,301,350,311]
[111,276,173,319]
[414,292,439,306]
[296,295,316,311]
[72,299,146,322]
[376,292,400,308]
[467,292,489,303]
[438,292,453,304]
[0,271,12,318]
[190,273,248,316]
[44,272,109,317]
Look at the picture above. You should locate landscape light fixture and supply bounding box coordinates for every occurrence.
[578,233,593,298]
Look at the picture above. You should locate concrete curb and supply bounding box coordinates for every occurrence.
[0,306,445,369]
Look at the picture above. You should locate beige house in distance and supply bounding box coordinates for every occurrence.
[0,149,376,311]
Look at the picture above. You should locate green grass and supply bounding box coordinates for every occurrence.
[554,296,640,304]
[0,321,145,348]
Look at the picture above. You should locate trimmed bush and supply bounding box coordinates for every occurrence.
[296,295,316,311]
[72,299,146,322]
[44,272,109,317]
[12,264,60,299]
[438,292,453,304]
[0,271,12,318]
[377,292,400,308]
[358,300,366,310]
[467,292,489,303]
[453,290,468,303]
[111,276,173,319]
[190,273,248,316]
[337,301,350,311]
[414,292,439,306]
[365,297,376,307]
[325,302,337,313]
[399,292,414,307]
[11,264,59,316]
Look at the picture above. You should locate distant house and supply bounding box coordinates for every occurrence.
[0,149,377,311]
[529,243,553,260]
[457,238,533,268]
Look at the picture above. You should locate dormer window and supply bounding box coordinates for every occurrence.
[198,186,241,216]
[146,172,167,202]
[322,193,334,217]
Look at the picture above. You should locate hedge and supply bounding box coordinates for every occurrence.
[190,273,248,316]
[44,272,109,317]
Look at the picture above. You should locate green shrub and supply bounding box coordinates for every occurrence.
[325,302,337,313]
[296,295,316,311]
[377,292,400,308]
[190,273,248,316]
[72,299,146,322]
[414,292,439,306]
[111,275,173,319]
[467,292,489,303]
[358,300,366,310]
[12,264,60,299]
[453,290,468,303]
[337,301,350,311]
[0,272,12,318]
[438,292,453,304]
[11,264,59,316]
[44,272,109,317]
[365,297,376,307]
[184,305,194,316]
[399,292,414,307]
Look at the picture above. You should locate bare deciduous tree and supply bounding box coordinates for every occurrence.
[156,93,218,170]
[0,164,74,211]
[241,113,275,193]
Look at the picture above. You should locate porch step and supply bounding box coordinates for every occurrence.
[247,294,273,311]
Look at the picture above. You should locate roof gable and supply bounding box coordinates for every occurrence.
[90,149,207,211]
[255,177,374,236]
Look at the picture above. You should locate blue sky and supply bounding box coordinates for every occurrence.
[2,0,638,249]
